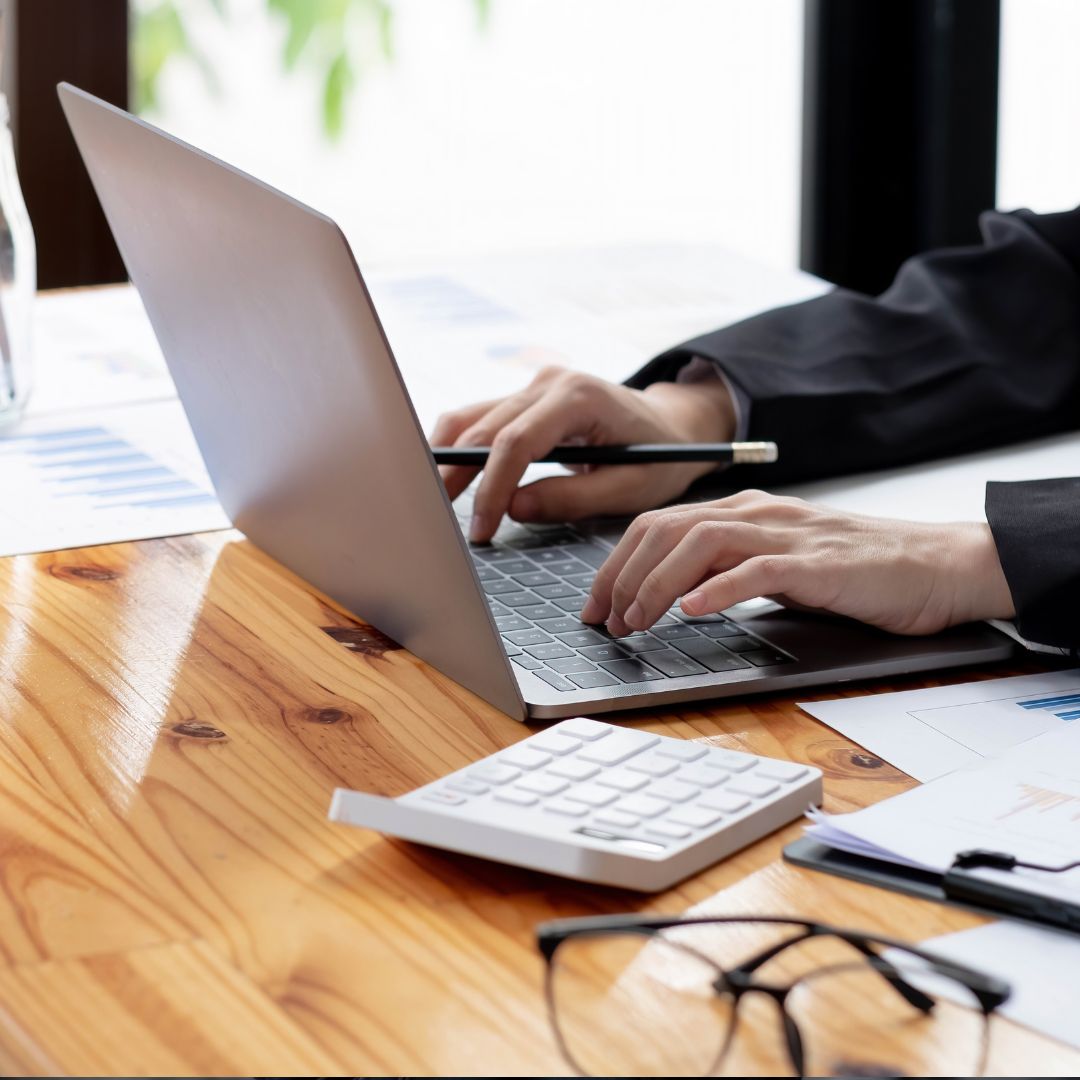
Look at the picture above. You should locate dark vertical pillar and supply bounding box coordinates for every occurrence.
[13,0,129,288]
[801,0,1000,295]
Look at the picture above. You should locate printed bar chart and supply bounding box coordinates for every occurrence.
[1017,694,1080,722]
[0,401,229,556]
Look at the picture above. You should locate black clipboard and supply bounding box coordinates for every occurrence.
[784,836,1080,936]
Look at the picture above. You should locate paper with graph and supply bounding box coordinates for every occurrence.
[0,399,229,556]
[806,724,1080,903]
[799,669,1080,782]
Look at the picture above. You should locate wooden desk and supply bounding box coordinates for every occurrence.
[0,530,1076,1076]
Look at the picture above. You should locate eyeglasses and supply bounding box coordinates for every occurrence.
[536,914,1010,1078]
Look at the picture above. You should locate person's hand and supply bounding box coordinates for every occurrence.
[430,365,737,541]
[580,490,1017,637]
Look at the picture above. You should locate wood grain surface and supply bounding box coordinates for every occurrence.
[0,530,1075,1076]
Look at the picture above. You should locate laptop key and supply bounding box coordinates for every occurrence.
[567,670,620,688]
[722,634,765,652]
[671,638,752,672]
[537,616,591,634]
[533,582,578,599]
[564,572,595,589]
[612,633,667,654]
[525,642,574,660]
[552,593,590,612]
[698,621,750,638]
[599,658,666,683]
[559,543,612,569]
[471,546,521,562]
[651,623,699,641]
[533,669,577,692]
[557,629,609,648]
[496,559,538,576]
[495,615,530,632]
[515,604,564,622]
[474,564,502,581]
[545,656,597,674]
[644,650,710,678]
[579,643,632,662]
[483,578,521,595]
[504,628,553,646]
[487,601,512,618]
[512,570,558,587]
[512,655,544,671]
[500,591,543,607]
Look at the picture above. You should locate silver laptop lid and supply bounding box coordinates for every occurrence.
[59,83,525,721]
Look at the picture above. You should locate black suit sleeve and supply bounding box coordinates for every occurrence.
[627,208,1080,487]
[626,206,1080,651]
[986,480,1080,651]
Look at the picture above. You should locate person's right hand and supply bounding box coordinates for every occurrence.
[431,365,737,542]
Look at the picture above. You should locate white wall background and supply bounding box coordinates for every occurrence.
[998,0,1080,214]
[136,0,804,270]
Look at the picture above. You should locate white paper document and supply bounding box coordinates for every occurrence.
[799,669,1080,782]
[916,921,1080,1051]
[0,400,229,556]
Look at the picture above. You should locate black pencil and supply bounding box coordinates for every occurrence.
[431,442,778,466]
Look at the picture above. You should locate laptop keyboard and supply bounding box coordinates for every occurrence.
[463,521,796,692]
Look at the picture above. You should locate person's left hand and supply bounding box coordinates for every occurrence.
[580,490,1016,637]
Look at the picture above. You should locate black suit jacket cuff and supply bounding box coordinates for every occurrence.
[986,478,1080,651]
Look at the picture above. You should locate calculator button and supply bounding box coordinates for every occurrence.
[547,758,600,782]
[514,774,569,797]
[567,670,620,689]
[563,783,619,808]
[615,794,671,818]
[527,732,582,756]
[469,763,520,785]
[593,809,641,829]
[646,780,700,803]
[655,742,708,762]
[645,821,692,840]
[727,776,779,798]
[445,778,489,796]
[544,798,589,817]
[557,718,611,741]
[707,750,757,773]
[495,788,539,806]
[594,768,649,793]
[755,762,809,783]
[423,789,466,806]
[625,752,678,778]
[533,670,577,692]
[500,747,553,770]
[677,765,726,788]
[578,731,660,766]
[667,805,724,829]
[699,792,751,814]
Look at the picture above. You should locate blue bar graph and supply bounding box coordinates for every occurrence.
[2,424,217,513]
[1017,692,1080,722]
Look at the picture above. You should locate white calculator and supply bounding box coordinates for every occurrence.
[329,718,823,891]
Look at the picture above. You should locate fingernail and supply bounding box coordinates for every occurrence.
[512,491,537,520]
[624,601,645,629]
[580,596,603,623]
[469,513,488,542]
[682,590,706,615]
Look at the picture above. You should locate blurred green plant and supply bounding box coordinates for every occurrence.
[132,0,492,139]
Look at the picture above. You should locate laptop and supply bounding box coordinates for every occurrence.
[59,84,1015,723]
